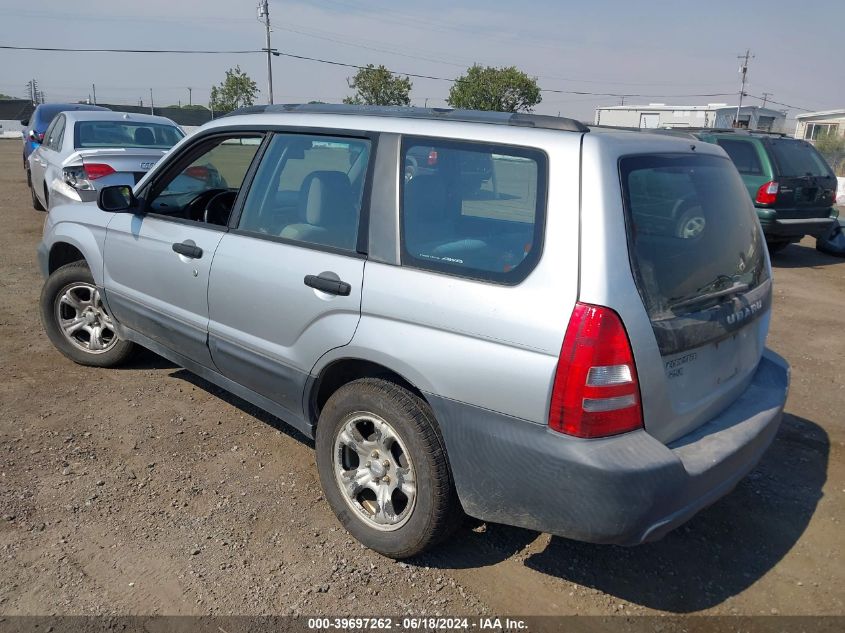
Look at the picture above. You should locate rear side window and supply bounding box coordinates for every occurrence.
[621,154,770,353]
[767,139,833,178]
[716,139,763,175]
[400,138,546,283]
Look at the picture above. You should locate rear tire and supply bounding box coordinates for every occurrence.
[40,261,135,367]
[315,378,462,558]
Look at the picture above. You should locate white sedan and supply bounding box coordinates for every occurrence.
[28,110,184,211]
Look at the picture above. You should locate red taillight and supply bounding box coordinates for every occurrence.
[755,180,779,205]
[185,165,210,181]
[548,303,643,438]
[427,150,438,166]
[83,163,116,180]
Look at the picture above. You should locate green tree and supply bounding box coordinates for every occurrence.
[0,93,15,100]
[343,65,412,106]
[209,66,259,114]
[815,132,845,177]
[447,64,542,113]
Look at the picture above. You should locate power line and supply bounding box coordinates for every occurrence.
[745,93,814,113]
[269,49,739,98]
[0,45,259,54]
[1,43,814,105]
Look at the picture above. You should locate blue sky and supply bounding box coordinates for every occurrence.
[1,0,842,122]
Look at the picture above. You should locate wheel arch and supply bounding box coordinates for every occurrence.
[44,220,107,286]
[48,242,87,275]
[307,356,431,427]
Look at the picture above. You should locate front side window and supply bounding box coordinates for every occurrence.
[237,133,371,252]
[75,121,184,149]
[146,136,262,224]
[400,138,545,283]
[716,139,763,175]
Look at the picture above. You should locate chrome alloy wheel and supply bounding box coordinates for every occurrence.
[333,412,416,531]
[55,283,118,354]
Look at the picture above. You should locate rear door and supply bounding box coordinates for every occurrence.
[618,152,771,442]
[765,138,837,218]
[206,132,372,421]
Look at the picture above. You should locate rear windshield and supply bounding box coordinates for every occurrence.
[620,153,770,353]
[74,121,183,149]
[767,138,833,178]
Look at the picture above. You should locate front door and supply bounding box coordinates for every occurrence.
[207,132,373,421]
[102,134,264,366]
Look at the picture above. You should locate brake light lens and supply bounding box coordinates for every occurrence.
[185,165,210,181]
[548,303,643,438]
[755,180,779,205]
[427,150,438,166]
[83,163,116,180]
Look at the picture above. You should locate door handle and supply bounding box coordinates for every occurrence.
[172,242,203,259]
[304,274,351,296]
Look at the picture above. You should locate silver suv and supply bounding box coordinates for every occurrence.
[37,105,789,558]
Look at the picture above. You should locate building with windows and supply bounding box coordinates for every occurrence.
[594,103,786,132]
[794,109,845,141]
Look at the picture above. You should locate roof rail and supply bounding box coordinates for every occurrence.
[224,103,589,133]
[658,126,788,137]
[589,124,788,138]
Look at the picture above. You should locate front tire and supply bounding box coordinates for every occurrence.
[40,261,135,367]
[315,378,461,558]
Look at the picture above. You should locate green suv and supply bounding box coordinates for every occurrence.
[694,131,838,252]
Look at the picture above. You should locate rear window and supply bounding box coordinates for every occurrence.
[767,139,833,178]
[400,138,546,284]
[75,121,183,149]
[716,139,764,175]
[621,153,770,353]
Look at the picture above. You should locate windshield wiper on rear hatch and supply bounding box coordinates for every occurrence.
[668,280,749,311]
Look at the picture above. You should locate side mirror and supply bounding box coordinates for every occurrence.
[98,185,138,213]
[20,119,29,127]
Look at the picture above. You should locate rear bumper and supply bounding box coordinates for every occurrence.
[429,350,789,545]
[759,215,837,240]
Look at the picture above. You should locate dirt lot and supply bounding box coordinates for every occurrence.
[0,138,843,618]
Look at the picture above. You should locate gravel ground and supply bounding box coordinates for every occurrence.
[0,139,843,618]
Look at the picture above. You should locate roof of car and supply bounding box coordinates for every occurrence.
[226,103,590,133]
[61,110,181,126]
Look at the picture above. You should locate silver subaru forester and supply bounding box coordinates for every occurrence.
[37,105,789,558]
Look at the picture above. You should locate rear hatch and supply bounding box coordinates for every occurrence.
[765,138,837,219]
[620,152,771,443]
